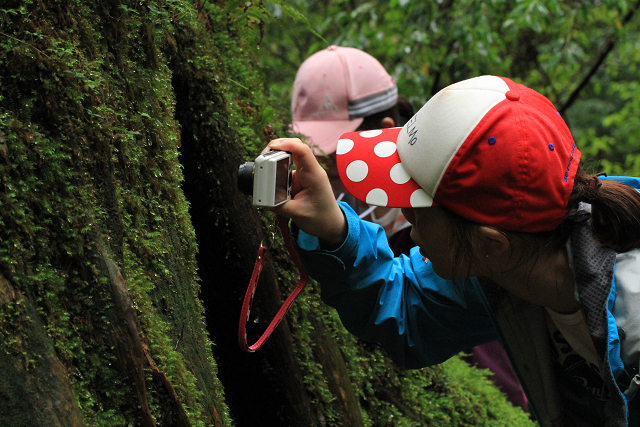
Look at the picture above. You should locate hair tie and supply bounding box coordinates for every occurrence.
[588,175,602,192]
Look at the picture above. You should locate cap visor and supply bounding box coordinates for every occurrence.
[336,128,433,208]
[293,118,363,156]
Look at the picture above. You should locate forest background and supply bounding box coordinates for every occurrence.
[0,0,639,426]
[260,0,640,176]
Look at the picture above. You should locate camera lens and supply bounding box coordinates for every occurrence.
[237,162,254,196]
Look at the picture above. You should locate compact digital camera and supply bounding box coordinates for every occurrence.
[238,150,293,207]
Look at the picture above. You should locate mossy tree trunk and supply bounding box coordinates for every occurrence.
[0,0,233,425]
[0,1,536,426]
[0,0,353,425]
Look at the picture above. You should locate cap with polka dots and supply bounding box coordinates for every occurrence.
[336,75,581,233]
[337,128,432,208]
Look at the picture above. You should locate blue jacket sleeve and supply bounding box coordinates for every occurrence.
[294,202,498,369]
[601,175,640,189]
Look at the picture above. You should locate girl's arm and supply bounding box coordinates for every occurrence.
[295,202,498,368]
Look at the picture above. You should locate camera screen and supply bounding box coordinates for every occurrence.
[274,157,291,204]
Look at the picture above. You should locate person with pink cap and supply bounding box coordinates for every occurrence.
[291,45,398,157]
[265,75,640,426]
[291,45,410,238]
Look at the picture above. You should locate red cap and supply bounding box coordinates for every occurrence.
[336,76,580,232]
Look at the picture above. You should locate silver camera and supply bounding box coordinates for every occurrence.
[238,150,292,207]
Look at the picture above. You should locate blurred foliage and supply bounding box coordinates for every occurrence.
[251,0,640,176]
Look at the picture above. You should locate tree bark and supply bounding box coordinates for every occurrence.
[0,272,85,427]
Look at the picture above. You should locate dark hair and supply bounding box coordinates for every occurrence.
[358,104,400,131]
[355,96,413,132]
[446,164,640,275]
[396,95,414,126]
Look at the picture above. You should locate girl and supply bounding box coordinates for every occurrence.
[265,76,640,426]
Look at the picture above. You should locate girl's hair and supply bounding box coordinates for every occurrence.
[447,165,640,275]
[569,166,640,252]
[357,104,400,131]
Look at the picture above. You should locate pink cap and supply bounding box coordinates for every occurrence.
[336,76,581,232]
[291,46,397,156]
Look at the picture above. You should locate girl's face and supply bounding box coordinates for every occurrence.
[402,208,581,313]
[401,207,470,280]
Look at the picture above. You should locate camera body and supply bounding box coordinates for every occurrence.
[238,150,292,207]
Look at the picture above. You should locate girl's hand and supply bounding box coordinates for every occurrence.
[264,138,347,248]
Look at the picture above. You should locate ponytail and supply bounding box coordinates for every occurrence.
[568,166,640,252]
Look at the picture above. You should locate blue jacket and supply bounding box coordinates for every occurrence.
[294,176,640,427]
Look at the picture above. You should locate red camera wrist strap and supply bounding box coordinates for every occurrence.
[238,215,308,352]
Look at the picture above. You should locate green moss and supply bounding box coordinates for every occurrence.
[282,282,536,426]
[0,0,231,425]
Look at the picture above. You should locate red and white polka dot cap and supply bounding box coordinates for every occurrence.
[336,75,581,233]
